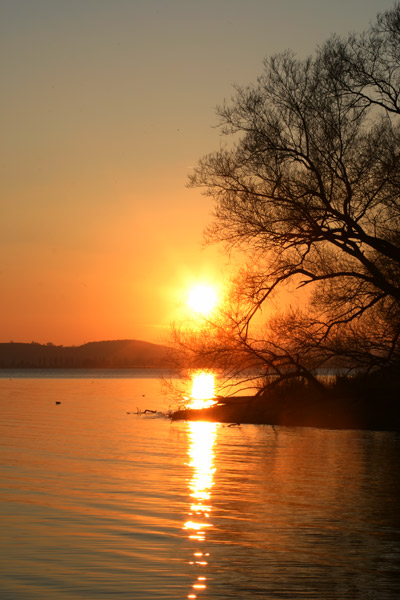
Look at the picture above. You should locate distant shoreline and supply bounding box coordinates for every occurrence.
[0,365,168,370]
[0,340,172,369]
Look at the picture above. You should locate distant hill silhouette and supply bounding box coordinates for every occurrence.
[0,340,172,369]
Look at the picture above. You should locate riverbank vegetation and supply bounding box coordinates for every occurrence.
[171,4,400,429]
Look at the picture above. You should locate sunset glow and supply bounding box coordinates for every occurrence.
[2,1,390,348]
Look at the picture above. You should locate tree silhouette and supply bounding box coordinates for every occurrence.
[181,4,400,394]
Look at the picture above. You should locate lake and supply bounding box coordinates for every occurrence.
[1,370,400,599]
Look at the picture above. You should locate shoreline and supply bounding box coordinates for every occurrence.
[170,393,400,433]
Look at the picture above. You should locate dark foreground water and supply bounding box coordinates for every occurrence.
[1,370,400,599]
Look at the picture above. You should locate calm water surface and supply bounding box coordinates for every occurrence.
[1,370,400,599]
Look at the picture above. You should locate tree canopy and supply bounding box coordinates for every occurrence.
[179,4,400,394]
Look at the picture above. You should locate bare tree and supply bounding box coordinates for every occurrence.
[321,4,400,116]
[178,5,400,395]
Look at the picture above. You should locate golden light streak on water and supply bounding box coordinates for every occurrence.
[187,371,217,409]
[184,421,219,597]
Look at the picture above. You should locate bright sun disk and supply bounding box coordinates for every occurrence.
[187,284,218,316]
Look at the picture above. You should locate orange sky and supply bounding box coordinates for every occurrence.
[1,0,394,346]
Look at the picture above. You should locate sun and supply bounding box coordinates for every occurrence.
[187,284,218,316]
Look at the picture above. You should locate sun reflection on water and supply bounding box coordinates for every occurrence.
[184,421,219,598]
[187,371,217,410]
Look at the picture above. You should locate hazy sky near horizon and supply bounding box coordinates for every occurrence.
[1,0,396,346]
